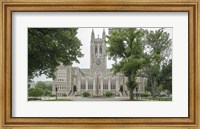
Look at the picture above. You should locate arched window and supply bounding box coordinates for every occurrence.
[81,82,86,89]
[88,81,93,89]
[111,81,116,89]
[103,81,108,89]
[95,46,97,54]
[100,46,102,54]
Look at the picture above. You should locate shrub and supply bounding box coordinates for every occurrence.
[63,93,67,96]
[28,88,44,99]
[83,92,90,97]
[75,92,82,96]
[104,91,113,97]
[140,93,150,97]
[115,93,120,97]
[44,90,51,96]
[50,94,56,97]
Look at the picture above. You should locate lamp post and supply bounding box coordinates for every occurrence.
[96,75,99,96]
[56,87,58,100]
[136,87,139,100]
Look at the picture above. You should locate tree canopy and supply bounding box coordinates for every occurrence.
[107,28,172,100]
[161,59,172,93]
[144,29,172,97]
[35,81,52,91]
[28,28,83,80]
[107,28,148,100]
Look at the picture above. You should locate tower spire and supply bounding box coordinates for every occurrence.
[91,28,95,42]
[103,28,105,35]
[102,28,106,41]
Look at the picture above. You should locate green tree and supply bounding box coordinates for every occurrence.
[161,59,172,93]
[44,90,51,96]
[35,81,52,91]
[28,28,83,80]
[145,29,172,97]
[107,28,148,100]
[34,81,52,96]
[28,88,44,99]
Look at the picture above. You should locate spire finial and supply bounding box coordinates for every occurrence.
[102,28,106,41]
[103,28,105,34]
[92,28,94,35]
[91,28,95,42]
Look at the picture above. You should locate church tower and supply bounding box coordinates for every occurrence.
[90,29,107,76]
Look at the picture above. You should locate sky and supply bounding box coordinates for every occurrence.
[73,28,113,68]
[33,27,172,82]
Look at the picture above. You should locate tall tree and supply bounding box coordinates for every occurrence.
[28,88,44,99]
[28,28,83,80]
[161,59,172,94]
[144,29,172,97]
[107,28,148,100]
[35,81,52,91]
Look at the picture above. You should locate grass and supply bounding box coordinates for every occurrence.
[149,97,172,101]
[120,97,172,101]
[120,99,145,101]
[44,99,72,101]
[28,98,41,101]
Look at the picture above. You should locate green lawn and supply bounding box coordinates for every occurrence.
[144,97,172,101]
[44,99,72,101]
[120,97,172,101]
[148,97,172,101]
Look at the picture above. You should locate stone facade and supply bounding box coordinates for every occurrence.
[52,30,146,97]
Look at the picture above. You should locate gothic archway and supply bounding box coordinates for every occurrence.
[120,85,123,92]
[73,85,77,92]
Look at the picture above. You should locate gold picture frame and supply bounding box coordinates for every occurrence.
[0,0,199,128]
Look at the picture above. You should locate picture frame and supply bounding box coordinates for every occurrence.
[0,0,199,128]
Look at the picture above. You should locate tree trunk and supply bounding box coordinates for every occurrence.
[152,78,156,98]
[129,89,134,100]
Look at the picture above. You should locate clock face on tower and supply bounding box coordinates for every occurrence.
[96,59,101,65]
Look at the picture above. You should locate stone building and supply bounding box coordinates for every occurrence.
[28,81,35,89]
[52,29,146,97]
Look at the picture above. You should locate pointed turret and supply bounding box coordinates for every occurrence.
[102,28,106,41]
[91,29,95,43]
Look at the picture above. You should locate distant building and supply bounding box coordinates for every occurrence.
[28,81,35,89]
[52,30,146,96]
